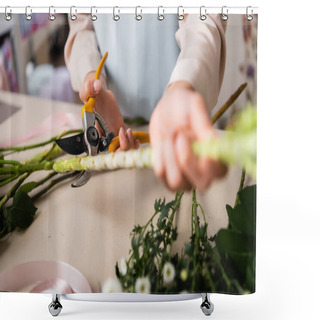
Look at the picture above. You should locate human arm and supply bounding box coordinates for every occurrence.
[64,14,138,150]
[149,15,227,191]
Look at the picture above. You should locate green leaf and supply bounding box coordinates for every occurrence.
[132,225,142,234]
[215,229,254,254]
[19,182,38,194]
[6,190,37,229]
[226,204,255,236]
[226,185,256,236]
[154,199,162,212]
[238,185,256,214]
[157,204,170,229]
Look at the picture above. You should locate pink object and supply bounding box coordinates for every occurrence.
[0,260,92,293]
[0,112,81,148]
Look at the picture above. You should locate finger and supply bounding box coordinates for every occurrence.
[151,135,165,183]
[134,139,140,149]
[118,127,130,151]
[126,128,135,149]
[175,132,218,191]
[163,137,188,191]
[80,79,102,102]
[190,94,215,140]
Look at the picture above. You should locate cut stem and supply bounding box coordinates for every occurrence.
[31,172,78,202]
[211,82,247,125]
[0,129,81,153]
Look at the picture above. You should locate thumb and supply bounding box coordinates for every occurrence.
[80,79,102,102]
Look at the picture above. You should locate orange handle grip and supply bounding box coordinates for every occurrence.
[108,131,150,153]
[81,52,109,118]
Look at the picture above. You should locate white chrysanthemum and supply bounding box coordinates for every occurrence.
[163,262,175,284]
[119,257,127,276]
[102,277,122,293]
[135,277,151,294]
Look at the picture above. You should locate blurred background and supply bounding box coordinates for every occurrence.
[0,14,77,103]
[0,13,257,129]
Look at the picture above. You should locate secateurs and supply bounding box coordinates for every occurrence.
[56,52,150,187]
[56,51,115,187]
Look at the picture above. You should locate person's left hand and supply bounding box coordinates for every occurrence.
[149,81,227,191]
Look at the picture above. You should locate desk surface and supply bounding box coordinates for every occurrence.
[0,91,241,292]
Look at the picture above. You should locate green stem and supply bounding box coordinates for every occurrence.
[231,279,244,294]
[205,264,216,291]
[191,189,200,292]
[0,161,54,175]
[25,144,64,165]
[31,172,78,202]
[0,174,20,187]
[0,129,81,154]
[168,192,183,248]
[195,201,207,225]
[0,160,21,166]
[234,168,246,207]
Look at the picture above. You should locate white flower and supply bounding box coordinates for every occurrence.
[135,277,151,293]
[180,269,188,282]
[102,277,122,293]
[119,257,127,276]
[163,262,175,284]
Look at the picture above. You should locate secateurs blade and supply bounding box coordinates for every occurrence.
[56,51,114,187]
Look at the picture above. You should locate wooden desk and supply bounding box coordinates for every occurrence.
[0,91,241,292]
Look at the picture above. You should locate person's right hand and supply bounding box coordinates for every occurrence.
[80,72,139,151]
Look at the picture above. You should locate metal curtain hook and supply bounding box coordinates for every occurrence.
[135,6,142,21]
[246,6,253,21]
[49,6,56,21]
[91,6,97,21]
[113,6,120,21]
[177,6,184,21]
[158,6,164,21]
[70,6,77,21]
[5,6,12,21]
[221,6,228,21]
[200,6,207,21]
[25,6,32,21]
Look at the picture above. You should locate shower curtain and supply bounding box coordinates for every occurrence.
[0,8,257,297]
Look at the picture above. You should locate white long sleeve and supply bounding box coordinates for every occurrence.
[65,14,226,113]
[169,14,227,111]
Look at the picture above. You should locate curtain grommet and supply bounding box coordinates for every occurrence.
[49,6,56,21]
[200,6,207,21]
[177,6,184,21]
[4,6,12,21]
[91,6,97,21]
[158,6,164,21]
[135,6,142,21]
[113,6,120,21]
[246,6,253,21]
[25,6,32,21]
[70,6,77,21]
[221,6,228,21]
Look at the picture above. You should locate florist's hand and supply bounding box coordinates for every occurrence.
[80,72,139,151]
[116,127,140,152]
[149,81,227,191]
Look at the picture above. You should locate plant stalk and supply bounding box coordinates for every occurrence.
[211,82,247,124]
